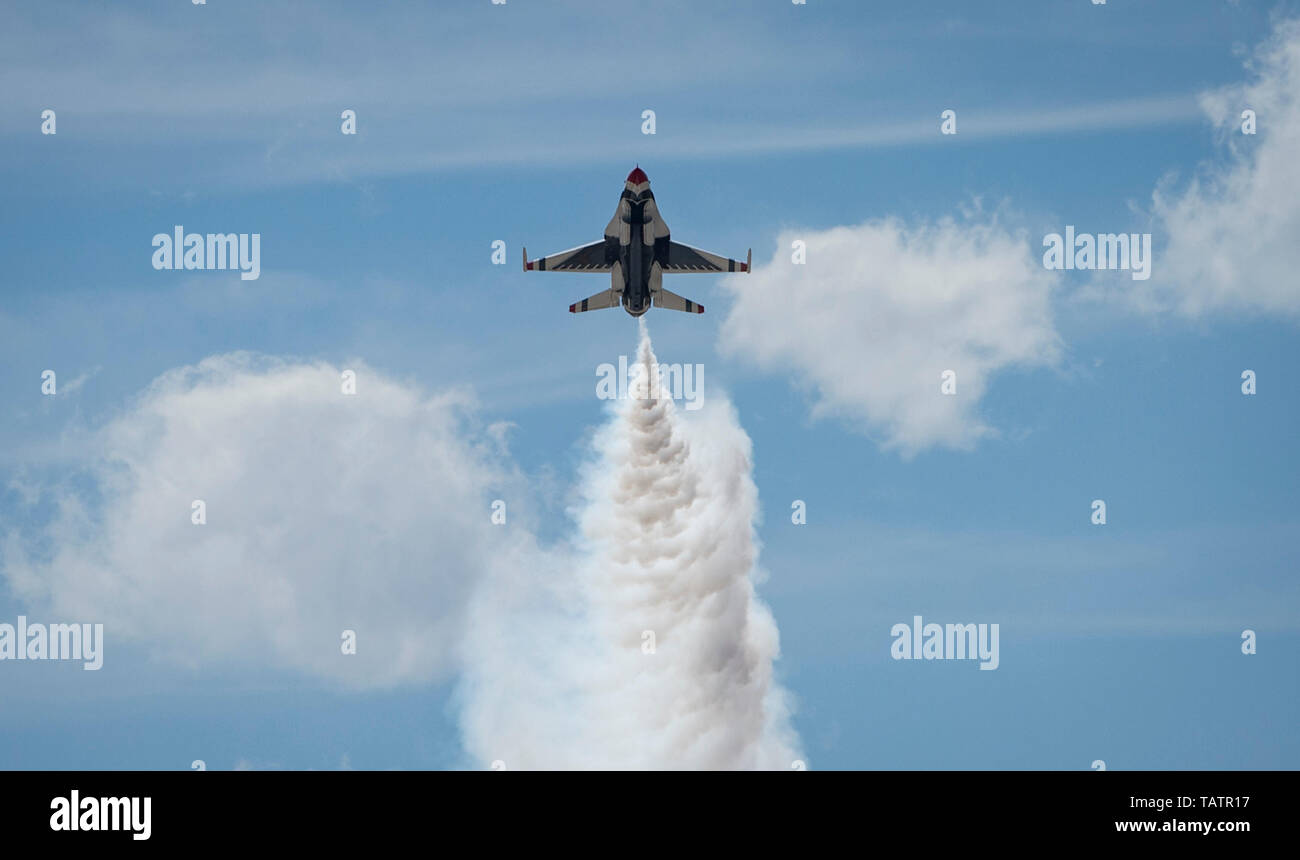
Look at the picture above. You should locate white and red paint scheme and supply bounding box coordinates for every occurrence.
[524,167,750,316]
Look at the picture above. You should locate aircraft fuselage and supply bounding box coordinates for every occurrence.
[618,196,659,317]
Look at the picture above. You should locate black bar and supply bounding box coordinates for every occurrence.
[1,770,1288,847]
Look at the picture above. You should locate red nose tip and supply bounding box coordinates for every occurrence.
[626,166,648,185]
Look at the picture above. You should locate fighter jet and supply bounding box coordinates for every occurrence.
[523,167,750,316]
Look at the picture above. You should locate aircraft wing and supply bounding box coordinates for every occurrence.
[662,241,750,274]
[524,241,614,273]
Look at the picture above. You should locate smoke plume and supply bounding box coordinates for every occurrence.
[1,335,801,768]
[459,325,802,769]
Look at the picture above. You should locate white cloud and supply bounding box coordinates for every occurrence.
[58,366,101,397]
[3,343,803,767]
[2,353,520,690]
[1146,18,1300,317]
[719,212,1061,455]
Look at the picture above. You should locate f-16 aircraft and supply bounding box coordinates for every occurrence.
[523,167,750,316]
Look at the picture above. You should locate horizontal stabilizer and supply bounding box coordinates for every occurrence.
[652,287,704,314]
[570,289,621,313]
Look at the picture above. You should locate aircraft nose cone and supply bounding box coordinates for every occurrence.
[626,166,648,185]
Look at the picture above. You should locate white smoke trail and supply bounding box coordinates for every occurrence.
[459,324,802,769]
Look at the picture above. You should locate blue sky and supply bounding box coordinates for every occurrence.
[1,0,1297,769]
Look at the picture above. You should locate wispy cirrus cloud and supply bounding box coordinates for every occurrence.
[1,2,1206,189]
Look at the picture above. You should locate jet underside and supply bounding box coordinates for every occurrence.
[524,167,750,317]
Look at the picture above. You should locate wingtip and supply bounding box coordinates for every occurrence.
[697,304,705,314]
[568,303,577,313]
